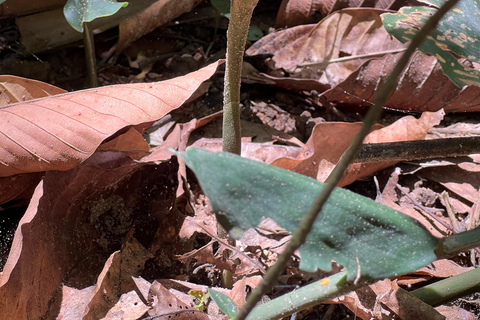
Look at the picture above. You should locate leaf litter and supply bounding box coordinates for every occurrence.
[1,1,480,319]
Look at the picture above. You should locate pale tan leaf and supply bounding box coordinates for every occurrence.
[0,61,221,177]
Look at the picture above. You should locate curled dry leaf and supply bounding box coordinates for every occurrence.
[272,109,444,186]
[0,61,221,178]
[275,0,413,28]
[247,9,406,86]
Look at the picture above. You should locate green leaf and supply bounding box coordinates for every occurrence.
[208,288,237,318]
[64,0,128,32]
[179,148,439,282]
[382,0,480,87]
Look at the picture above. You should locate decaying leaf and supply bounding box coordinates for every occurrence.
[275,0,416,28]
[247,9,406,86]
[0,158,179,319]
[272,109,444,186]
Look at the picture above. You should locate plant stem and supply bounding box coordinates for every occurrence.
[354,137,480,163]
[245,272,350,320]
[233,1,461,319]
[436,226,480,257]
[411,266,480,306]
[222,0,259,154]
[83,22,98,88]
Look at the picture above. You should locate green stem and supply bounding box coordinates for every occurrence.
[222,0,259,154]
[411,266,480,306]
[233,1,461,319]
[436,226,480,257]
[83,22,98,88]
[245,272,350,320]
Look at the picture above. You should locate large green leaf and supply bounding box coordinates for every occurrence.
[64,0,128,32]
[382,0,480,87]
[179,148,439,282]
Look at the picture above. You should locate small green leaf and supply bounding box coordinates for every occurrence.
[208,288,237,318]
[64,0,128,32]
[179,148,439,282]
[382,0,480,87]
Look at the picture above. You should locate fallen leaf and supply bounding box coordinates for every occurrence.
[322,51,480,112]
[275,0,411,28]
[0,158,178,319]
[83,237,153,320]
[229,276,263,310]
[57,285,96,320]
[0,75,66,105]
[247,9,406,86]
[147,281,210,319]
[103,290,150,320]
[272,109,444,186]
[0,60,221,177]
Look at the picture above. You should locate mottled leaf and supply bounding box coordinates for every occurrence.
[179,148,440,282]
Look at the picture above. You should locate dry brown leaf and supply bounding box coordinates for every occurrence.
[177,213,265,276]
[436,305,476,320]
[322,51,480,112]
[272,109,444,186]
[0,158,178,319]
[0,172,43,205]
[147,281,210,319]
[0,75,66,105]
[247,9,405,86]
[0,61,221,178]
[97,127,151,160]
[83,236,153,320]
[379,168,449,238]
[117,0,203,53]
[378,282,446,320]
[329,279,445,320]
[229,276,263,310]
[416,165,480,204]
[275,0,325,28]
[103,290,150,320]
[275,0,414,28]
[57,285,96,320]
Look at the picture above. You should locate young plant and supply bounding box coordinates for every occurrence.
[63,0,128,87]
[183,0,471,319]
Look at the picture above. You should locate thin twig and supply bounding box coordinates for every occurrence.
[297,48,408,67]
